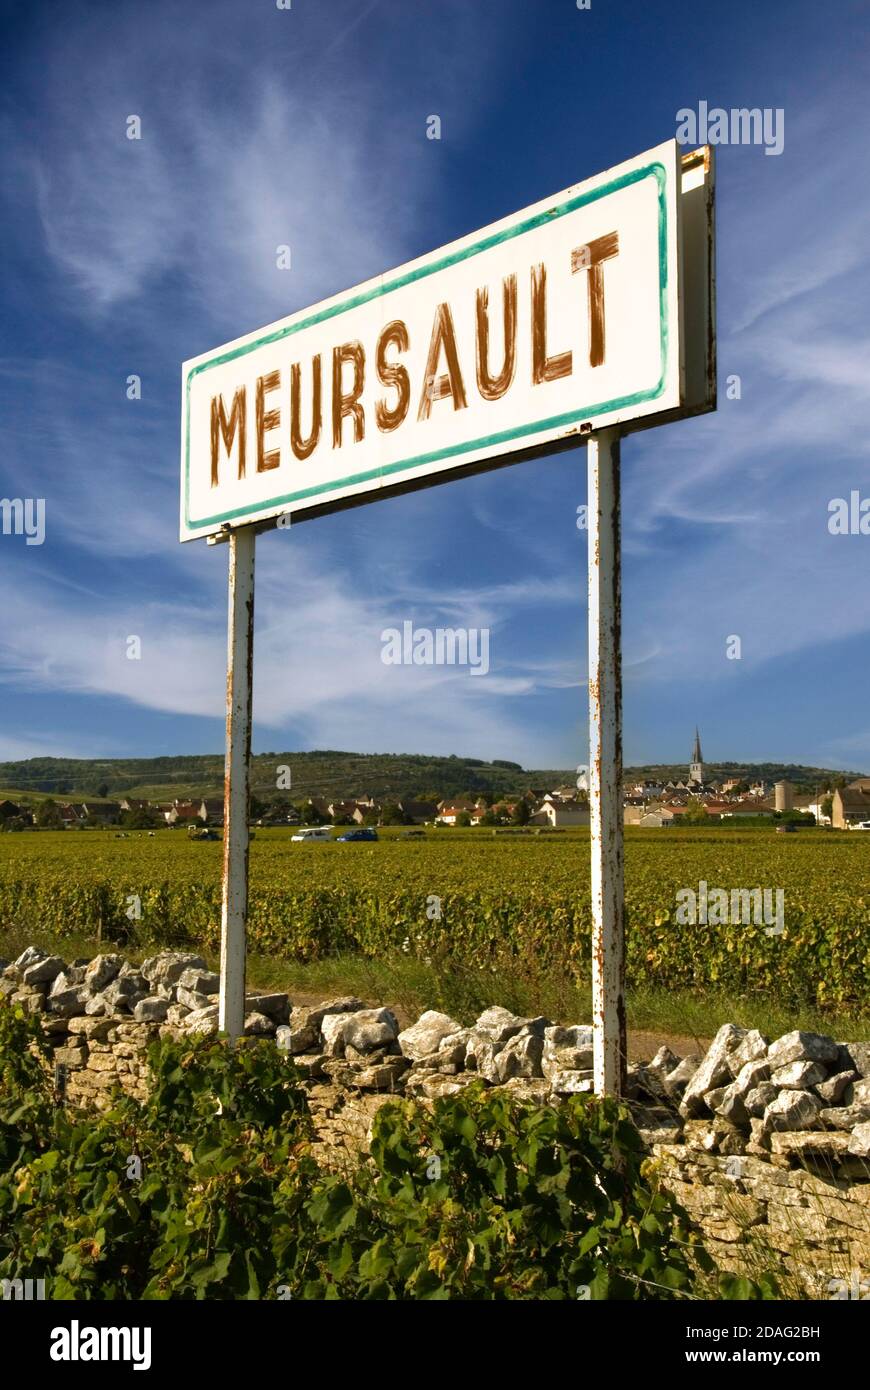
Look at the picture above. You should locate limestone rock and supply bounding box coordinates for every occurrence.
[14,946,47,971]
[141,952,207,988]
[133,996,170,1024]
[11,989,46,1014]
[495,1030,544,1083]
[770,1059,827,1090]
[84,954,124,992]
[177,968,219,995]
[53,1045,87,1067]
[542,1025,593,1077]
[762,1089,822,1133]
[766,1031,840,1070]
[846,1122,870,1158]
[816,1070,858,1106]
[244,993,290,1024]
[103,973,149,1012]
[411,1030,471,1073]
[819,1104,870,1131]
[625,1063,672,1105]
[851,1078,870,1106]
[648,1045,681,1077]
[22,955,66,986]
[728,1029,769,1076]
[177,987,215,1012]
[745,1082,778,1118]
[680,1025,748,1118]
[285,997,365,1054]
[68,1015,113,1040]
[839,1042,870,1078]
[184,1004,219,1034]
[769,1131,852,1159]
[404,1071,480,1100]
[464,1031,503,1082]
[289,1053,327,1079]
[352,1058,409,1091]
[548,1069,594,1094]
[244,1011,276,1036]
[398,1010,463,1061]
[663,1055,701,1100]
[494,1077,550,1104]
[474,1006,548,1044]
[47,985,91,1017]
[713,1060,771,1127]
[321,1007,398,1057]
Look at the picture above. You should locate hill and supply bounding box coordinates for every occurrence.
[0,753,862,807]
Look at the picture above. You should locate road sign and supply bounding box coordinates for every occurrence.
[184,142,716,1099]
[181,140,713,542]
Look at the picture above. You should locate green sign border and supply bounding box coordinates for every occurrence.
[183,160,670,533]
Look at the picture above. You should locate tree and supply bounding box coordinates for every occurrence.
[480,809,498,827]
[380,803,406,826]
[121,807,158,830]
[35,799,63,829]
[821,796,833,822]
[456,811,472,827]
[682,802,709,825]
[511,800,531,825]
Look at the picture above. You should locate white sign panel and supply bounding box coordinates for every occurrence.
[181,139,712,541]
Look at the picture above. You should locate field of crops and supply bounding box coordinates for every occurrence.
[1,827,869,1008]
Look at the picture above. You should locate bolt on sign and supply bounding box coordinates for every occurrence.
[180,139,714,540]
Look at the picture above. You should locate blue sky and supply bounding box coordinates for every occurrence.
[0,0,868,773]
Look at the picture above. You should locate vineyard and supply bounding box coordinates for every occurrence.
[1,828,869,1010]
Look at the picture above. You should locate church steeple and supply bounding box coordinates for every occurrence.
[690,727,704,786]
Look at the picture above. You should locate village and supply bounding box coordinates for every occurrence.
[3,730,868,833]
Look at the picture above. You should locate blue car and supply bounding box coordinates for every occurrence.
[336,827,378,842]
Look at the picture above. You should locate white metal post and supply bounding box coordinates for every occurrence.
[219,525,256,1040]
[587,427,626,1097]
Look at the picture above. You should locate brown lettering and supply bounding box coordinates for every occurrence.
[418,302,468,420]
[332,342,366,448]
[256,371,281,472]
[374,321,411,432]
[531,263,572,383]
[475,275,517,401]
[290,356,322,461]
[210,387,247,485]
[571,232,619,367]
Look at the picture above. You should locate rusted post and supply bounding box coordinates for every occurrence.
[587,427,626,1097]
[219,525,256,1039]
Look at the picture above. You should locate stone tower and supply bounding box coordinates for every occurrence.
[689,728,704,785]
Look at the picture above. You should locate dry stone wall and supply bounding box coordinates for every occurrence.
[2,947,869,1297]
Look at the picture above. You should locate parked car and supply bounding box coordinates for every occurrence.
[290,826,333,842]
[336,827,378,842]
[400,829,425,838]
[853,821,870,831]
[775,823,796,834]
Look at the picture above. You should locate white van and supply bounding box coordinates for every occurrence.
[291,826,333,842]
